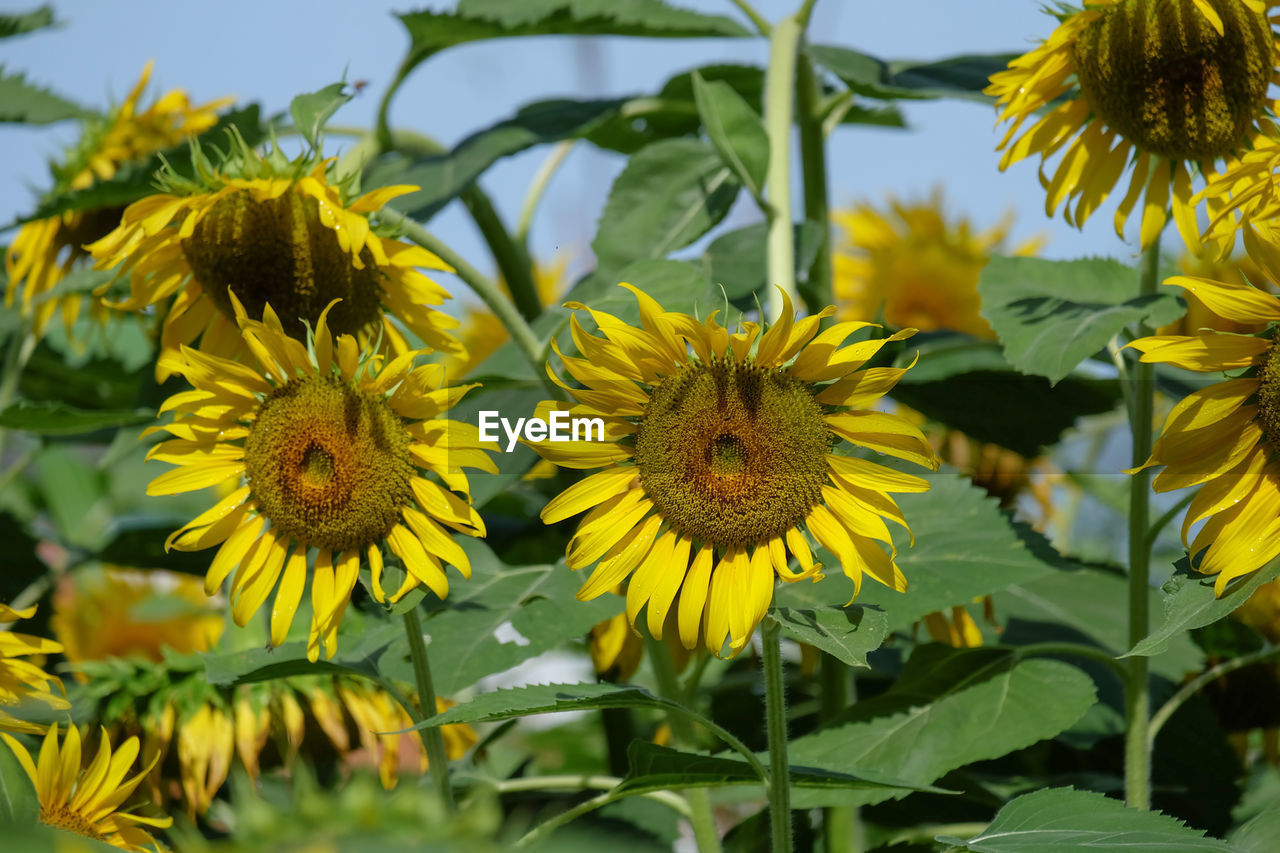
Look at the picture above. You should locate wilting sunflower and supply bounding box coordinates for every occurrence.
[987,0,1279,251]
[0,603,69,734]
[1127,272,1280,593]
[0,724,171,852]
[528,285,939,656]
[832,192,1043,338]
[146,296,495,660]
[5,61,229,342]
[51,567,223,673]
[88,136,462,379]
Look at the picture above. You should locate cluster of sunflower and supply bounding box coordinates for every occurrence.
[14,0,1280,848]
[0,58,951,849]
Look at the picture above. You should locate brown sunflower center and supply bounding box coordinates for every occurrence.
[1072,0,1272,160]
[633,356,831,549]
[181,188,385,339]
[1257,336,1280,450]
[40,804,108,842]
[243,375,414,552]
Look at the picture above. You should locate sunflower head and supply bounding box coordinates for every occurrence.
[832,193,1043,338]
[1,724,171,852]
[1128,269,1280,594]
[88,134,462,378]
[148,296,495,661]
[529,285,939,655]
[1073,0,1272,160]
[988,0,1278,249]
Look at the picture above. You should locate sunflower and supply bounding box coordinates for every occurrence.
[1127,271,1280,593]
[0,603,70,735]
[146,295,496,661]
[987,0,1279,251]
[5,61,229,343]
[88,137,463,379]
[51,567,224,674]
[528,285,939,656]
[0,724,171,851]
[1158,251,1274,335]
[832,192,1043,339]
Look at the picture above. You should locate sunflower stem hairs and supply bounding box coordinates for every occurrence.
[4,61,230,345]
[528,284,940,657]
[986,0,1279,252]
[146,294,497,661]
[0,603,70,734]
[87,132,463,380]
[1126,264,1280,595]
[0,724,172,852]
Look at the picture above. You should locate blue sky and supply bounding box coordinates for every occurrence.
[0,0,1149,306]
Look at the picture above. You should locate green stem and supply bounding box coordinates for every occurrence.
[646,636,722,853]
[375,55,420,151]
[728,0,772,35]
[794,51,831,312]
[517,140,575,248]
[1144,491,1195,552]
[1125,233,1162,810]
[762,13,803,321]
[378,208,547,381]
[459,188,542,322]
[820,654,855,853]
[514,787,691,849]
[401,608,456,813]
[354,126,542,324]
[0,326,36,458]
[1148,646,1280,746]
[762,613,793,853]
[1014,642,1127,678]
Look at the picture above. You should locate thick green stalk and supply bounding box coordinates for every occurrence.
[402,608,456,813]
[820,654,856,853]
[762,614,793,853]
[795,52,832,312]
[1124,234,1162,810]
[646,636,722,853]
[762,13,803,321]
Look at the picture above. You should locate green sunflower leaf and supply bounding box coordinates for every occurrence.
[0,66,94,125]
[0,401,152,435]
[691,72,768,199]
[0,6,54,40]
[0,725,37,827]
[1229,808,1280,853]
[592,138,741,272]
[397,0,748,61]
[701,221,826,304]
[617,741,950,797]
[889,335,1121,456]
[977,255,1185,385]
[289,81,352,151]
[379,539,622,695]
[372,98,627,221]
[1125,555,1280,657]
[413,682,681,727]
[34,445,106,549]
[202,623,399,686]
[785,646,1097,808]
[808,45,1016,103]
[767,605,888,669]
[936,787,1236,851]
